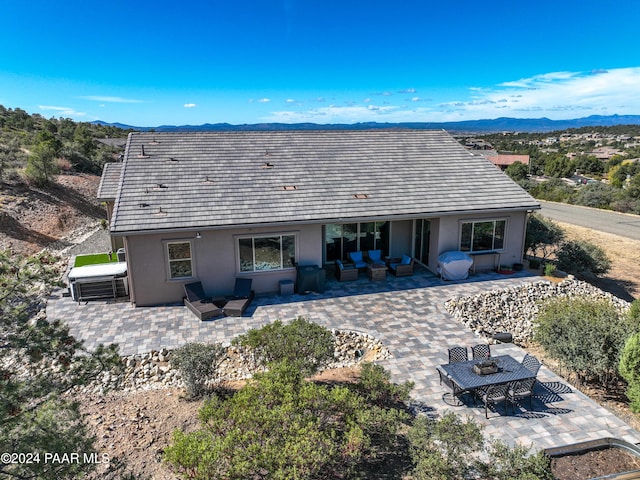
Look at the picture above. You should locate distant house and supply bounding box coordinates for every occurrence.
[480,151,530,170]
[102,130,540,306]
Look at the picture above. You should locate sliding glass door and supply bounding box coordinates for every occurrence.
[413,219,430,266]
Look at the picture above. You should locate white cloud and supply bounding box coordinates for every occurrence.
[258,98,271,103]
[38,105,86,117]
[184,103,197,108]
[79,95,143,104]
[286,98,296,103]
[259,67,640,124]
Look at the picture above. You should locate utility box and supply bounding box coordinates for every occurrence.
[279,279,294,296]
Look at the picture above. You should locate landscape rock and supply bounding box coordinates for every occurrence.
[445,278,631,345]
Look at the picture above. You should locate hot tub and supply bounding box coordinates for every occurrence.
[68,262,128,302]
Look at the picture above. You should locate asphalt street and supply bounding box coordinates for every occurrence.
[537,200,640,241]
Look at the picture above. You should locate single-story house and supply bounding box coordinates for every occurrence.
[102,130,540,306]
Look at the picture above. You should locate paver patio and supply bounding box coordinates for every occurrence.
[47,266,640,452]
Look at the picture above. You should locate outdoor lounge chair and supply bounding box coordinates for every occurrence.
[367,249,382,264]
[348,251,367,269]
[335,260,358,281]
[183,281,223,321]
[387,254,414,277]
[223,278,255,317]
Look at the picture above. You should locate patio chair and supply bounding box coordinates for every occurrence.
[522,353,541,376]
[448,346,468,363]
[183,281,223,321]
[508,377,536,413]
[387,254,414,277]
[438,368,467,405]
[367,249,382,264]
[471,343,491,360]
[223,278,255,317]
[335,259,358,281]
[348,251,367,269]
[477,383,509,418]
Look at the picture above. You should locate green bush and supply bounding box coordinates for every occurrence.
[354,362,413,407]
[233,317,335,376]
[543,262,557,277]
[556,240,611,277]
[481,439,554,480]
[407,413,552,480]
[619,333,640,412]
[407,412,484,480]
[535,298,628,385]
[164,361,410,479]
[170,342,226,398]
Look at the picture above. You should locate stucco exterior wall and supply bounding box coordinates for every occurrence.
[434,211,528,271]
[125,224,322,306]
[389,220,412,258]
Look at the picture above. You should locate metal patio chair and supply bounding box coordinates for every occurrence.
[471,343,491,360]
[448,346,468,363]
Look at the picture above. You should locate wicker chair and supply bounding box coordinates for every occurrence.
[471,344,491,360]
[448,346,468,363]
[335,260,358,281]
[387,255,415,277]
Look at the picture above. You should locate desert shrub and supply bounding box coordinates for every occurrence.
[407,413,553,480]
[407,412,484,480]
[543,262,557,277]
[170,342,226,398]
[619,333,640,412]
[232,317,334,376]
[529,177,574,202]
[535,298,628,385]
[555,240,611,277]
[524,214,564,261]
[164,361,410,479]
[480,439,554,480]
[570,182,616,209]
[354,362,413,407]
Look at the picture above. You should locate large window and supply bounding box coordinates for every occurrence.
[324,222,389,262]
[239,234,296,272]
[166,241,194,279]
[460,220,506,252]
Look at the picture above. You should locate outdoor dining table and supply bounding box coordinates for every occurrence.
[438,354,535,394]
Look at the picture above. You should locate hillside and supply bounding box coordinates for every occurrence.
[0,174,105,256]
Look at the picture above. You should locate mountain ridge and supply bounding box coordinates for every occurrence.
[91,114,640,134]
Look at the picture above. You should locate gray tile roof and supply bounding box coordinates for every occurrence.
[97,162,123,201]
[110,130,540,234]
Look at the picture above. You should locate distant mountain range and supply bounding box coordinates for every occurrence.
[92,114,640,134]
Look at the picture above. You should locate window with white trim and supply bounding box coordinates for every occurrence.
[460,219,506,252]
[238,234,296,272]
[166,241,194,279]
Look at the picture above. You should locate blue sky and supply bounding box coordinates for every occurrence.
[1,0,639,127]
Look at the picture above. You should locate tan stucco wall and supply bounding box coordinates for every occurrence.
[125,224,322,306]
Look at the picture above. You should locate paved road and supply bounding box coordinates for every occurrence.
[538,201,640,241]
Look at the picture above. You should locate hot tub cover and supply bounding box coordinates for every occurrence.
[68,262,127,280]
[437,251,473,280]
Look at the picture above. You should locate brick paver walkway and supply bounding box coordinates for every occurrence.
[47,266,640,452]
